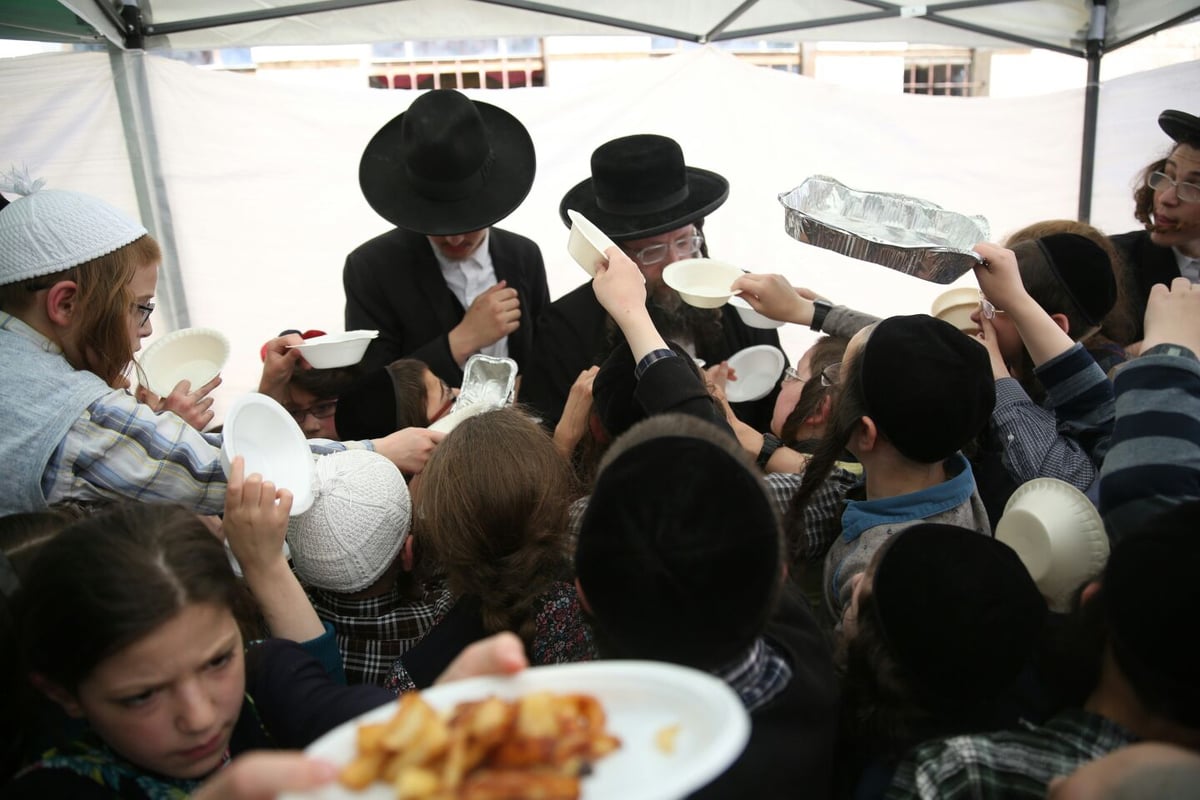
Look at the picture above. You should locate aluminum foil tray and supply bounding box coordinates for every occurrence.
[779,176,989,284]
[457,354,517,407]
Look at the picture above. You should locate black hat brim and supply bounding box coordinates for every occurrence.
[359,100,536,236]
[1159,110,1200,147]
[558,166,729,241]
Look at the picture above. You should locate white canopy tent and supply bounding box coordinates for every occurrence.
[2,44,1193,418]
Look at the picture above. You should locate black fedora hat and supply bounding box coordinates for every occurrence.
[558,134,729,241]
[359,89,536,236]
[1159,109,1200,147]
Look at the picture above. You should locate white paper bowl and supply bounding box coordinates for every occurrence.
[220,393,316,515]
[930,287,983,335]
[663,258,743,309]
[290,330,378,369]
[138,327,229,397]
[567,209,617,277]
[727,295,785,329]
[995,478,1109,612]
[725,344,786,403]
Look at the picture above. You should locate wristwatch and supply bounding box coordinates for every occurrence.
[810,299,833,332]
[756,433,783,470]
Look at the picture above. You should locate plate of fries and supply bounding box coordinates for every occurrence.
[282,660,750,800]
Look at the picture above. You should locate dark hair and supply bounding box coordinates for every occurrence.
[1003,220,1136,347]
[15,503,249,692]
[387,359,434,430]
[0,508,85,579]
[836,582,940,771]
[289,363,362,402]
[780,336,848,448]
[0,235,161,388]
[1133,155,1170,230]
[413,408,572,647]
[784,327,871,571]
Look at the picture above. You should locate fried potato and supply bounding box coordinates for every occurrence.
[337,690,620,798]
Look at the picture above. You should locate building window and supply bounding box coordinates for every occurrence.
[903,58,976,96]
[368,38,545,90]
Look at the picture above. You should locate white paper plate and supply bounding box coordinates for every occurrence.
[220,393,316,515]
[725,345,786,402]
[567,209,617,277]
[138,327,230,397]
[281,660,750,800]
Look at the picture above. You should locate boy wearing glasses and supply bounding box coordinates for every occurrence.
[521,134,783,431]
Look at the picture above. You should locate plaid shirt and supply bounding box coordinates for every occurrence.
[308,580,455,686]
[711,636,792,713]
[991,343,1114,492]
[764,465,860,565]
[885,709,1137,800]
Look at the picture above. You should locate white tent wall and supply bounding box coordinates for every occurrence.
[2,47,1196,422]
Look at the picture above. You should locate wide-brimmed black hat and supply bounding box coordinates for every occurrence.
[1159,109,1200,147]
[359,89,536,236]
[558,134,729,241]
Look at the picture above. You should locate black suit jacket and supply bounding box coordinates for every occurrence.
[1111,229,1181,341]
[520,280,783,432]
[343,227,549,385]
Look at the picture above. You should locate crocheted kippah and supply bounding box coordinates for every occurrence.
[286,449,412,592]
[0,170,147,287]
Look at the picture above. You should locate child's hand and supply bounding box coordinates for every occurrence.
[258,333,307,403]
[138,374,222,431]
[223,455,293,576]
[592,246,647,318]
[731,274,819,325]
[1142,277,1200,355]
[975,312,1011,380]
[972,242,1030,313]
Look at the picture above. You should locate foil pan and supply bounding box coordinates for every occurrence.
[428,355,518,434]
[457,354,517,408]
[779,176,989,284]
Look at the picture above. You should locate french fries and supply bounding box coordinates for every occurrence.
[339,691,621,799]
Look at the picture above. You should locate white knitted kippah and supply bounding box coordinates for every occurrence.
[286,449,412,593]
[0,168,148,287]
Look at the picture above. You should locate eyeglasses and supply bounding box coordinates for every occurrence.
[288,399,338,423]
[1148,171,1200,203]
[819,362,841,387]
[782,366,806,384]
[133,302,155,327]
[624,233,704,267]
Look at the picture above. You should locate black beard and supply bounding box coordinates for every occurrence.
[645,291,723,350]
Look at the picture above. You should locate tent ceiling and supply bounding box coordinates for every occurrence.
[3,0,1198,54]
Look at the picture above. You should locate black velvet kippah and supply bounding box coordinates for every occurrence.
[576,425,780,668]
[1017,233,1116,327]
[871,524,1047,714]
[860,315,994,464]
[1103,503,1200,728]
[333,367,397,440]
[592,338,698,440]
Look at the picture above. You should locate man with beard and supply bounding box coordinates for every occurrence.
[1111,108,1200,345]
[520,134,782,431]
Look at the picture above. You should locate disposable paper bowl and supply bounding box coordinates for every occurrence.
[138,327,229,397]
[220,393,316,515]
[995,478,1109,612]
[727,296,784,329]
[663,259,743,309]
[725,345,786,403]
[291,330,378,369]
[931,287,983,335]
[566,209,617,277]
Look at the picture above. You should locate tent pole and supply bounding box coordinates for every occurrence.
[1078,0,1107,223]
[108,46,190,330]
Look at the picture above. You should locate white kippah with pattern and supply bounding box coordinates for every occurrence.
[286,449,412,593]
[0,169,148,287]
